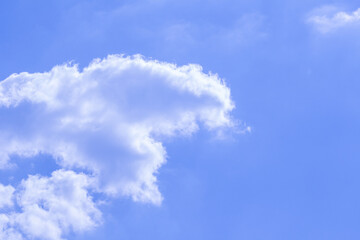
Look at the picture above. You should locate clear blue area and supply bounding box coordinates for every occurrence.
[1,0,360,239]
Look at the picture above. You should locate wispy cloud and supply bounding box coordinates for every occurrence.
[0,55,237,239]
[162,13,267,51]
[307,6,360,33]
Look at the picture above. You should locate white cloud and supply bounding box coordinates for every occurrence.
[0,214,23,240]
[0,184,14,209]
[15,170,101,240]
[0,170,101,240]
[0,55,236,239]
[308,6,360,33]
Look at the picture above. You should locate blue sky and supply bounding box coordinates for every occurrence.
[1,0,360,239]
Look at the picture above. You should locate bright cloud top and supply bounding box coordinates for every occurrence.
[0,55,235,239]
[308,7,360,33]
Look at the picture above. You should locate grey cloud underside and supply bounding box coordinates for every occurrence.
[0,55,235,240]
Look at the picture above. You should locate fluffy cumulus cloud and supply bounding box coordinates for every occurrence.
[0,170,100,240]
[0,55,236,239]
[308,6,360,33]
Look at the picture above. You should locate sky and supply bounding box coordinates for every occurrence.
[1,0,360,239]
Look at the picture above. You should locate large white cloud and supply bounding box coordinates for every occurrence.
[307,7,360,33]
[0,54,236,239]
